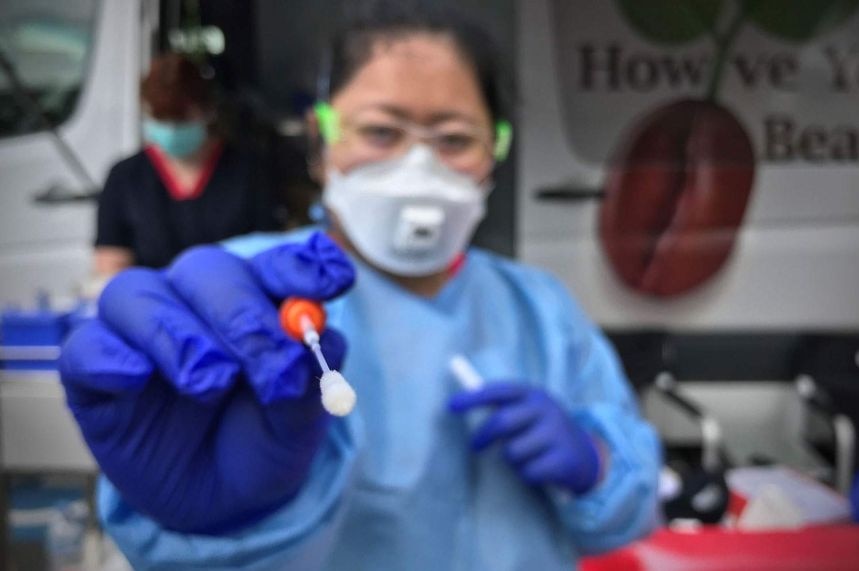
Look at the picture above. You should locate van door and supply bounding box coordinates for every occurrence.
[0,0,146,305]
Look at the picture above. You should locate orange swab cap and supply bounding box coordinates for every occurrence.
[279,298,326,341]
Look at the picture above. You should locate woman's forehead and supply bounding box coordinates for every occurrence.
[331,34,491,125]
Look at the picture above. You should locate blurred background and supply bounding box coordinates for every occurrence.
[0,1,857,569]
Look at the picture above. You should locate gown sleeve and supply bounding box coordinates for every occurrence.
[851,471,859,523]
[541,275,662,555]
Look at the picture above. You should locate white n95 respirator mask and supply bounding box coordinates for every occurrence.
[322,145,488,277]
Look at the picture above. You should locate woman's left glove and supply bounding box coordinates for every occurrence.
[449,383,602,496]
[59,233,354,534]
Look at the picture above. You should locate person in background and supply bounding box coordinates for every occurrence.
[60,2,662,569]
[93,53,281,277]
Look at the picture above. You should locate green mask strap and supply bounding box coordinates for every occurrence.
[314,102,341,144]
[494,120,513,162]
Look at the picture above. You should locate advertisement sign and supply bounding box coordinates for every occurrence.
[519,0,859,327]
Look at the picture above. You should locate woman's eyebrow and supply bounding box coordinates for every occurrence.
[353,103,411,119]
[352,104,479,125]
[427,111,480,125]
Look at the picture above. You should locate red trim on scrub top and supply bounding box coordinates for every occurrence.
[144,141,224,201]
[447,252,467,277]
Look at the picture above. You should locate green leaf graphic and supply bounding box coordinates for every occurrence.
[616,0,724,45]
[749,0,859,42]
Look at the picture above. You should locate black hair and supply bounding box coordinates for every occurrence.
[320,0,511,122]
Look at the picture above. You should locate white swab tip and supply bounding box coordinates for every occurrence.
[320,370,357,416]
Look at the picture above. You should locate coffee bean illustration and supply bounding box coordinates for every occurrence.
[599,98,755,297]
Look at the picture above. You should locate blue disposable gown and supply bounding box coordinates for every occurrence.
[852,472,859,523]
[99,229,662,570]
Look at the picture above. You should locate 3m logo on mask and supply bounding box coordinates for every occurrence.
[323,145,488,277]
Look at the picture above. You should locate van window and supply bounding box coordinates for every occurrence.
[0,0,99,139]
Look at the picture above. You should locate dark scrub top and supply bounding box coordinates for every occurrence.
[95,143,281,268]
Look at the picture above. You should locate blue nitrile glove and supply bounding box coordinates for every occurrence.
[449,383,602,496]
[59,232,355,534]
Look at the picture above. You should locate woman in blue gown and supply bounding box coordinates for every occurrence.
[59,2,662,569]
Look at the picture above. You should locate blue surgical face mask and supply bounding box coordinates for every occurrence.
[142,118,207,158]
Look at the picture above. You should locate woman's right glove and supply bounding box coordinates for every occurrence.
[59,232,355,534]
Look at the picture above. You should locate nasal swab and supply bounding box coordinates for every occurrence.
[280,298,356,416]
[298,313,356,417]
[300,314,330,372]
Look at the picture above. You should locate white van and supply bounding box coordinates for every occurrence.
[0,0,153,305]
[518,0,859,330]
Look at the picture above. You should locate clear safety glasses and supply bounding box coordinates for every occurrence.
[315,102,513,171]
